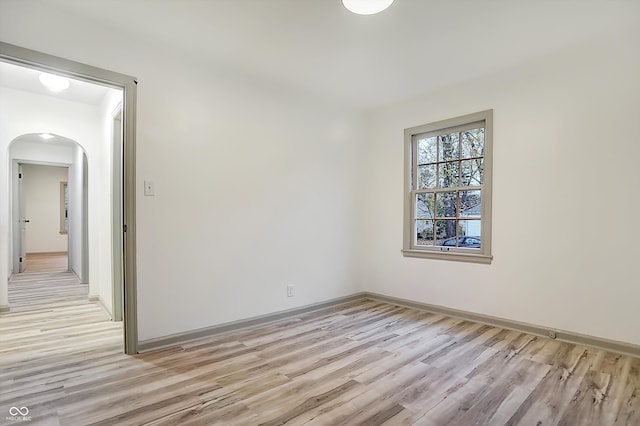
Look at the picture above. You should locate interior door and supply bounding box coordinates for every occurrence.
[18,164,28,273]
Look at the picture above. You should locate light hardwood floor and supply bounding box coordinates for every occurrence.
[1,274,639,425]
[8,252,86,313]
[24,252,69,274]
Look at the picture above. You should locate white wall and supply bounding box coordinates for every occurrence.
[22,164,68,253]
[5,2,636,348]
[0,4,364,338]
[10,140,74,164]
[358,29,640,346]
[67,145,86,282]
[95,90,122,315]
[0,86,117,310]
[133,55,363,340]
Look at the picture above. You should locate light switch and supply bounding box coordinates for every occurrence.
[144,180,155,196]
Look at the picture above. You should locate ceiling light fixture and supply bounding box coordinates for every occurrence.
[342,0,394,15]
[39,72,70,92]
[40,133,54,140]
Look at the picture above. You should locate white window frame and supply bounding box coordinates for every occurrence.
[402,110,493,264]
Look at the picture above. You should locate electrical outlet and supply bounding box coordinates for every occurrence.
[548,330,557,339]
[286,285,294,297]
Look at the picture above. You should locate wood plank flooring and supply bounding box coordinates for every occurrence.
[8,271,87,313]
[24,252,69,274]
[1,276,639,425]
[8,253,85,313]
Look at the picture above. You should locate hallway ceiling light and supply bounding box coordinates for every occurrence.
[39,72,70,92]
[40,133,54,140]
[342,0,394,15]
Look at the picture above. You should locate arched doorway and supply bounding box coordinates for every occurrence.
[9,134,89,283]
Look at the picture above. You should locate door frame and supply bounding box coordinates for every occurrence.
[111,106,124,322]
[16,162,25,273]
[12,160,73,275]
[0,41,139,355]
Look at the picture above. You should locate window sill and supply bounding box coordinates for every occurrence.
[402,249,492,264]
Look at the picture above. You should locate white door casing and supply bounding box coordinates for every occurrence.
[18,164,26,273]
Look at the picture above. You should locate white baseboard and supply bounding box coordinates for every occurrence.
[26,251,68,256]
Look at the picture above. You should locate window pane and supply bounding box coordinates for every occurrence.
[438,162,459,188]
[417,164,436,189]
[459,220,482,241]
[416,220,435,246]
[416,193,435,219]
[417,136,437,164]
[461,128,484,159]
[438,132,460,161]
[435,191,457,218]
[442,236,458,247]
[459,190,481,218]
[460,158,483,186]
[435,219,457,245]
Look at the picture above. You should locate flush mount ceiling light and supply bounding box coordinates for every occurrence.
[39,72,70,92]
[342,0,394,15]
[40,133,54,140]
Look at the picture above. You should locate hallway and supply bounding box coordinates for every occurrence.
[1,264,123,424]
[9,253,84,313]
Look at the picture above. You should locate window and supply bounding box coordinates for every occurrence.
[60,181,68,234]
[403,110,493,263]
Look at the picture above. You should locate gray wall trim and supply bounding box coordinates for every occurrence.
[364,292,640,359]
[0,41,135,90]
[137,293,366,353]
[139,290,640,359]
[121,66,138,356]
[0,41,138,355]
[0,305,9,313]
[403,109,493,263]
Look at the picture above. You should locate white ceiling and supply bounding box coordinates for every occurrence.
[4,0,639,109]
[0,60,112,105]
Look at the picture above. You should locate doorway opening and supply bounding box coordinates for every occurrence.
[0,42,138,354]
[14,162,71,274]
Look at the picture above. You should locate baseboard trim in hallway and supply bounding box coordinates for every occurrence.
[25,251,68,255]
